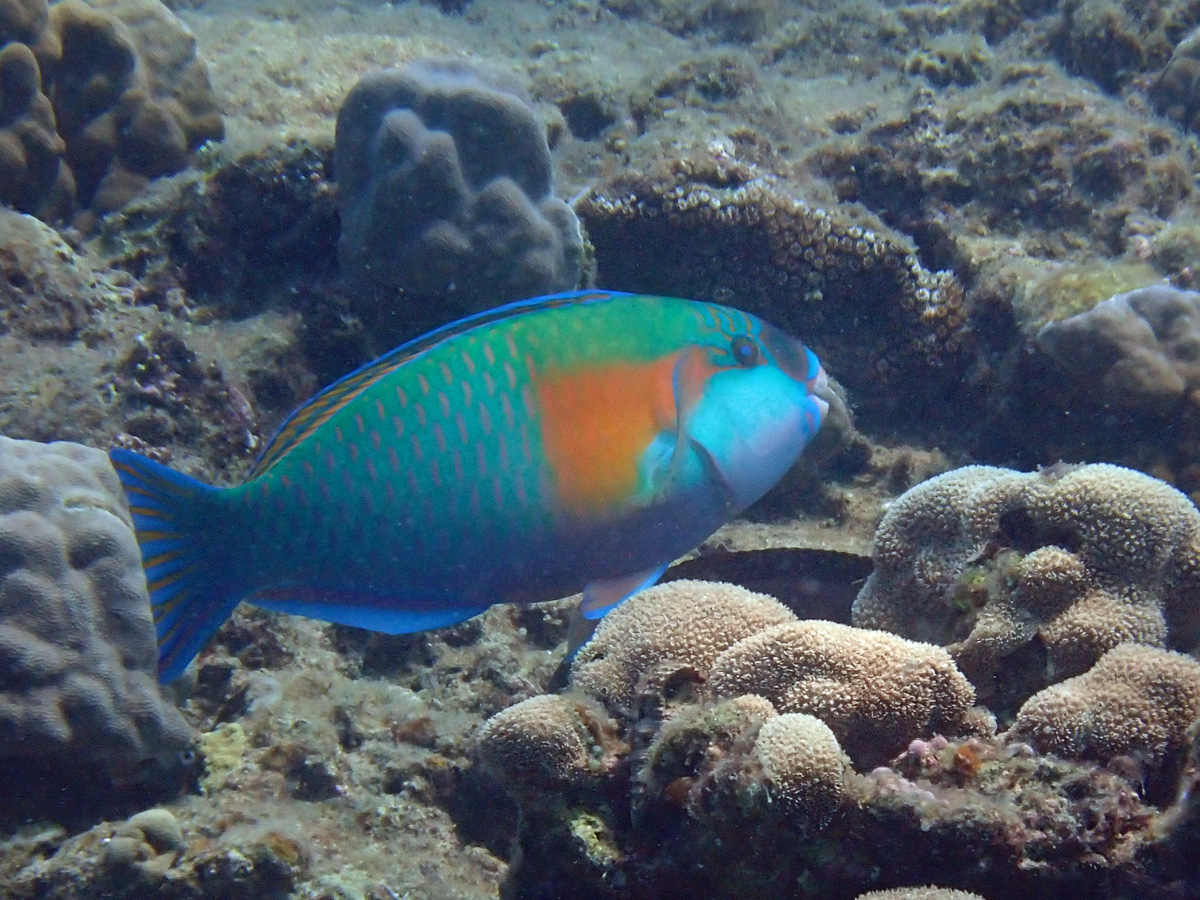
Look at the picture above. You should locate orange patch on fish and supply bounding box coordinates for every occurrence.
[534,355,680,516]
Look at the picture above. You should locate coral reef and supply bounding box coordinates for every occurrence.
[708,620,975,768]
[852,464,1200,713]
[335,58,585,321]
[1010,644,1200,778]
[1036,283,1200,411]
[0,436,191,816]
[0,0,223,224]
[478,577,1190,899]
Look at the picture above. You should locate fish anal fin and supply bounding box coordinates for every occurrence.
[247,585,489,634]
[580,564,668,619]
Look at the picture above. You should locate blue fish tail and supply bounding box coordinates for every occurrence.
[109,449,240,683]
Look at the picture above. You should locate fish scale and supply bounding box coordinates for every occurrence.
[110,290,830,681]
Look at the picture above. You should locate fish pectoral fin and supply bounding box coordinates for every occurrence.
[247,585,489,634]
[580,563,669,620]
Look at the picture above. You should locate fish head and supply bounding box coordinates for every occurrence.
[677,312,828,513]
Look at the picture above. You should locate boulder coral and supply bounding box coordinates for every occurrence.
[0,0,223,224]
[335,58,584,316]
[1036,284,1200,411]
[708,620,975,768]
[1010,644,1200,771]
[853,464,1200,711]
[0,436,191,807]
[569,579,796,708]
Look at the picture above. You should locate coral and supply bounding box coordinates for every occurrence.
[708,620,975,767]
[750,712,847,829]
[904,34,993,88]
[0,41,71,221]
[0,206,114,338]
[334,58,584,318]
[856,889,986,900]
[569,579,796,708]
[0,436,191,809]
[0,0,223,223]
[477,693,621,788]
[1035,284,1200,410]
[1152,26,1200,132]
[852,464,1200,712]
[576,154,968,407]
[1010,644,1200,772]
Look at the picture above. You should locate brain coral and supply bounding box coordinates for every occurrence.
[852,464,1200,710]
[335,58,584,314]
[1036,284,1200,410]
[1010,644,1200,771]
[569,579,797,708]
[0,437,190,786]
[708,620,974,768]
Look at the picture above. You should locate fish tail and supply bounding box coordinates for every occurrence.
[110,448,241,683]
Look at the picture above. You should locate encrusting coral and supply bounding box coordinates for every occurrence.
[0,436,191,810]
[576,156,967,403]
[335,58,584,318]
[708,620,975,768]
[1010,644,1200,773]
[852,463,1200,711]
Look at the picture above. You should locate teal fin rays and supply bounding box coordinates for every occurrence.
[580,563,669,619]
[248,289,629,479]
[247,584,488,633]
[110,449,239,683]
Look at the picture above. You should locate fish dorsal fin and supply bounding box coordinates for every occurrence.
[248,290,628,480]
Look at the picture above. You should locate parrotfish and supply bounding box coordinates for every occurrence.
[111,290,829,682]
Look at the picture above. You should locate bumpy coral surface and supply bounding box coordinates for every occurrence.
[569,579,796,708]
[708,620,974,767]
[0,0,223,223]
[335,58,584,315]
[750,712,847,829]
[477,693,620,787]
[853,464,1200,711]
[0,436,190,794]
[856,889,986,900]
[1011,644,1200,771]
[1036,284,1200,410]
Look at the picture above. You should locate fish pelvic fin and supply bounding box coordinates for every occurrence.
[110,448,240,683]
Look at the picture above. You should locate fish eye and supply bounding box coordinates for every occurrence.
[730,335,760,368]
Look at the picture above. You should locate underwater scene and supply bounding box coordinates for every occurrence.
[3,0,1200,897]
